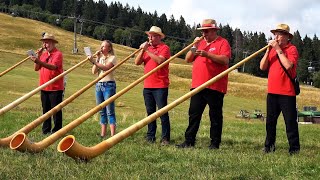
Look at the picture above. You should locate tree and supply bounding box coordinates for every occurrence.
[61,18,74,31]
[313,71,320,88]
[61,0,74,16]
[113,28,123,44]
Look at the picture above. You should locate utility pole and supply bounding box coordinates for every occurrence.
[242,51,249,72]
[72,0,78,54]
[72,16,78,54]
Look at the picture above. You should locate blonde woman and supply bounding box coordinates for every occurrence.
[89,40,117,138]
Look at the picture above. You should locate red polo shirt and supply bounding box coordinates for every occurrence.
[191,36,231,93]
[39,48,64,91]
[267,43,298,96]
[142,42,171,88]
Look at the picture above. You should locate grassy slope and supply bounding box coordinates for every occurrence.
[0,13,319,179]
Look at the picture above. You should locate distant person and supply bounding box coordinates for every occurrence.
[176,19,231,149]
[88,40,117,138]
[260,24,300,155]
[29,33,64,135]
[134,26,171,145]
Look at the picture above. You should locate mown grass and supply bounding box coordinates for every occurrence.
[0,13,320,179]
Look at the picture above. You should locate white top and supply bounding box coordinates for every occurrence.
[98,55,117,82]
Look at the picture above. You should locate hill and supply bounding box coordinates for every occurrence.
[0,13,319,179]
[1,13,319,108]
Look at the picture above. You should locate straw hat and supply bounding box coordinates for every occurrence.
[270,24,293,39]
[197,19,220,30]
[40,33,58,43]
[145,26,165,39]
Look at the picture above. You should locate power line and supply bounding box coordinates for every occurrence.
[5,7,191,42]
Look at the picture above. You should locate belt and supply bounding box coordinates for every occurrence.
[97,81,115,84]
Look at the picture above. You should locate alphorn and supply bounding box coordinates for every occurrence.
[57,45,270,161]
[0,57,30,77]
[0,54,97,116]
[0,49,141,148]
[9,38,203,153]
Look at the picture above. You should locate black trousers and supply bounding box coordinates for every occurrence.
[265,93,300,152]
[41,90,63,134]
[185,88,224,145]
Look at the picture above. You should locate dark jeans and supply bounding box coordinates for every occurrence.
[41,90,63,134]
[265,94,300,152]
[185,88,224,146]
[143,88,170,141]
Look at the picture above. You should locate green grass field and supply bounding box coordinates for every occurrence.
[0,13,319,179]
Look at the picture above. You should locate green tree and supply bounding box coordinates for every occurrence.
[61,0,74,16]
[113,28,123,44]
[313,71,320,88]
[61,18,74,31]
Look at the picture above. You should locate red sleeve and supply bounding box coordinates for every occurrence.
[219,39,231,58]
[158,44,171,59]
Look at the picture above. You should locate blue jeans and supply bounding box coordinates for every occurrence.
[143,88,170,141]
[96,81,116,125]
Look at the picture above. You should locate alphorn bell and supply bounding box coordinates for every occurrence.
[0,49,141,148]
[0,52,99,116]
[10,38,203,153]
[57,45,270,161]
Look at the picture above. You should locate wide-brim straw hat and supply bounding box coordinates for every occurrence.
[40,33,58,43]
[145,26,165,39]
[270,24,293,39]
[197,19,220,30]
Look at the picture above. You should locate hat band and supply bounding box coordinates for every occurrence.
[201,24,217,28]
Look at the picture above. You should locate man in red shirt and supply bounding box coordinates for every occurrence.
[134,26,171,145]
[30,33,64,135]
[177,19,231,149]
[260,24,300,155]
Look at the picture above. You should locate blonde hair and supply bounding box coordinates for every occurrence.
[102,40,114,55]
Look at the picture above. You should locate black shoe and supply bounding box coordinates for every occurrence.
[145,137,156,143]
[176,141,194,148]
[42,131,51,135]
[263,145,276,153]
[208,144,219,150]
[289,149,300,155]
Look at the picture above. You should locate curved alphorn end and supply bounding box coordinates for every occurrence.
[58,135,92,162]
[10,132,27,151]
[10,132,41,153]
[0,136,14,148]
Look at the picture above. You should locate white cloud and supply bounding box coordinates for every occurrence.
[166,0,319,38]
[100,0,319,38]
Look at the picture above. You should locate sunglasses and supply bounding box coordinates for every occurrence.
[201,29,210,33]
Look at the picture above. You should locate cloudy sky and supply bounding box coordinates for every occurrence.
[103,0,319,39]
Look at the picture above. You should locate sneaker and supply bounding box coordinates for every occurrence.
[208,144,219,150]
[160,139,170,146]
[176,141,195,148]
[263,145,276,153]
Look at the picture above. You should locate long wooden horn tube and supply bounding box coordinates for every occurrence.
[0,57,30,77]
[0,49,141,148]
[57,45,269,161]
[9,38,203,153]
[0,55,95,116]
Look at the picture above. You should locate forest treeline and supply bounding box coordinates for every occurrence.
[1,0,320,87]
